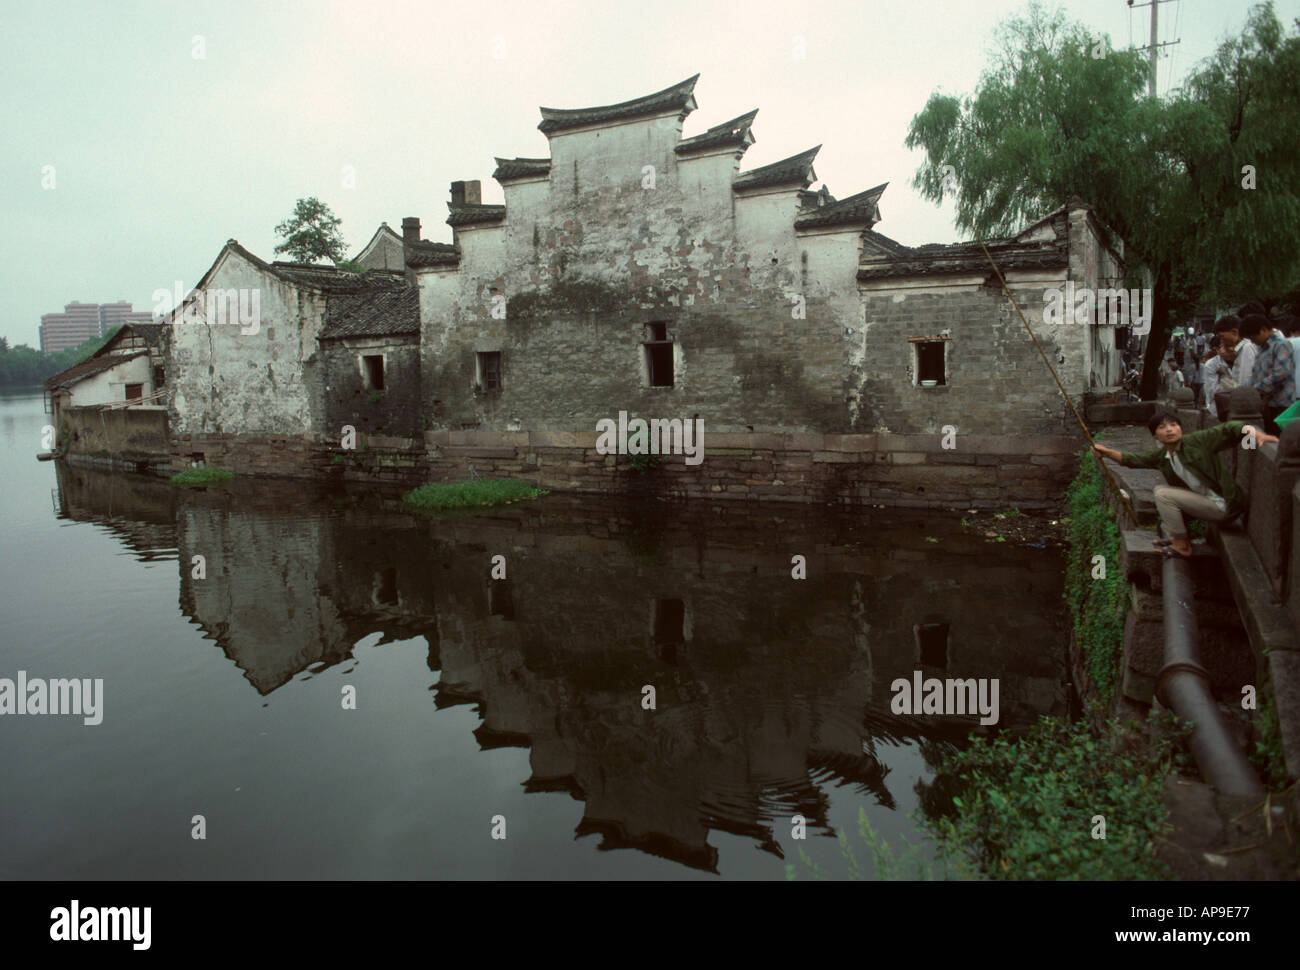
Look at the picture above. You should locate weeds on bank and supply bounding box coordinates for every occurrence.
[1065,447,1126,705]
[170,467,235,487]
[786,709,1183,881]
[402,478,546,511]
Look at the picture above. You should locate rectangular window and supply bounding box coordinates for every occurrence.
[153,366,165,389]
[125,383,143,401]
[910,338,947,386]
[363,355,385,391]
[643,323,674,387]
[477,352,502,391]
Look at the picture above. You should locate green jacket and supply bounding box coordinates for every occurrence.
[1119,421,1248,516]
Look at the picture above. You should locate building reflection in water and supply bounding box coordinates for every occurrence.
[56,465,1069,872]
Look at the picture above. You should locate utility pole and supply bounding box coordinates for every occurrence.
[1128,0,1181,97]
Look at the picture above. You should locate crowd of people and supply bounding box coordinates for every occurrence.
[1095,301,1295,558]
[1156,302,1299,435]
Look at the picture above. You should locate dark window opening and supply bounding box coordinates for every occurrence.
[363,355,385,391]
[125,383,143,401]
[916,622,950,668]
[489,582,514,620]
[477,352,502,391]
[153,366,165,388]
[373,567,398,606]
[644,323,674,387]
[916,341,946,386]
[654,598,685,645]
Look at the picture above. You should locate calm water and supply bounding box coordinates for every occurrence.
[0,390,1070,879]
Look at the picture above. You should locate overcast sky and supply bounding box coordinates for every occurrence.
[2,0,1295,346]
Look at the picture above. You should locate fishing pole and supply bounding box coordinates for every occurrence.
[974,235,1141,528]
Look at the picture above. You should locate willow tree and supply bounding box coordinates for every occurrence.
[906,1,1300,399]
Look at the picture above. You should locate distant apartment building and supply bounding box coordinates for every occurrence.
[39,300,155,354]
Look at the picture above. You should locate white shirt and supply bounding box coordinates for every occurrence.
[1232,339,1258,386]
[1167,450,1227,512]
[1203,355,1230,408]
[1289,336,1300,360]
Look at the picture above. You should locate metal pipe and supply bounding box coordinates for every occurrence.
[1155,555,1265,796]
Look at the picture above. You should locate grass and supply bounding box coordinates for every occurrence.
[1065,447,1127,705]
[920,710,1181,880]
[402,478,547,511]
[170,467,235,487]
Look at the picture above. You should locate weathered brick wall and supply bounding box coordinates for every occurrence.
[857,274,1084,436]
[421,429,1078,509]
[419,118,870,434]
[321,337,422,439]
[62,405,169,457]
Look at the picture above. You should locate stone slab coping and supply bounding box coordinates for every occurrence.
[422,429,1081,454]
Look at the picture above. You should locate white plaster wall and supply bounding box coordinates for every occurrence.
[67,355,152,406]
[168,250,318,435]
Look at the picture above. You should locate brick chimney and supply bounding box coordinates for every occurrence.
[401,217,421,245]
[450,180,482,207]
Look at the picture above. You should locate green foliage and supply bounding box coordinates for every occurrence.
[368,390,383,404]
[905,1,1300,395]
[0,329,119,386]
[329,454,344,466]
[922,711,1178,880]
[1065,448,1127,703]
[273,197,346,263]
[1251,692,1288,788]
[335,260,368,274]
[402,478,547,511]
[625,452,662,473]
[170,467,235,487]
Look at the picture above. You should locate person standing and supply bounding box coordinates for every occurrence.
[1202,336,1230,413]
[1241,313,1297,433]
[1215,314,1258,394]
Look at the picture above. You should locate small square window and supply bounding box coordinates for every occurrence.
[477,352,502,391]
[363,355,385,391]
[913,340,947,386]
[125,383,143,401]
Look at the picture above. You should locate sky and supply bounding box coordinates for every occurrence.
[2,0,1296,346]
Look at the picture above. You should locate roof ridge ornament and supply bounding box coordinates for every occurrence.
[538,74,701,135]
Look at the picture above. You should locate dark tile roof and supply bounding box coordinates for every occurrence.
[46,351,148,391]
[538,74,700,134]
[733,145,820,192]
[492,157,551,181]
[795,182,887,230]
[447,204,506,227]
[861,230,911,258]
[219,241,409,293]
[404,240,461,268]
[320,285,420,340]
[675,109,758,156]
[857,232,1067,281]
[269,261,407,293]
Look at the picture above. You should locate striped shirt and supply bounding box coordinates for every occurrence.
[1249,332,1297,409]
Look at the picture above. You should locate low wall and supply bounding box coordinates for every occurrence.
[422,430,1079,509]
[62,406,169,461]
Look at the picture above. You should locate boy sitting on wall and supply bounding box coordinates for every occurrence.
[1092,411,1277,558]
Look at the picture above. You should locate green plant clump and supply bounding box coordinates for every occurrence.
[626,452,662,473]
[1251,692,1288,789]
[1065,448,1127,704]
[402,478,547,511]
[170,467,235,487]
[923,713,1178,880]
